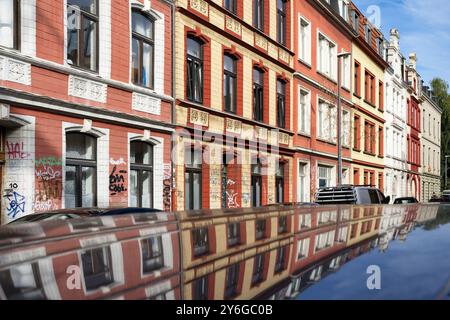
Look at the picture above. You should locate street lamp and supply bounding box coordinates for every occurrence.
[337,51,351,186]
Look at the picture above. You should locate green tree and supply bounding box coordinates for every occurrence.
[431,78,450,190]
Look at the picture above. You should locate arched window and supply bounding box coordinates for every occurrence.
[0,0,20,49]
[186,36,204,103]
[131,10,154,88]
[130,141,154,208]
[65,133,97,208]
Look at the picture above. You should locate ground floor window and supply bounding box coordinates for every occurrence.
[65,133,97,208]
[318,165,332,188]
[130,141,154,208]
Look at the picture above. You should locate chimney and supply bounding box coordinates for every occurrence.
[409,53,417,70]
[390,28,400,49]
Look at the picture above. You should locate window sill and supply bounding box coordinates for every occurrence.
[297,131,311,138]
[298,58,312,69]
[341,86,351,93]
[317,71,337,84]
[363,151,376,156]
[363,99,377,109]
[353,93,362,99]
[353,148,361,152]
[317,137,337,146]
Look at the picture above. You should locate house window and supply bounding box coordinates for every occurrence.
[298,17,311,64]
[253,0,264,31]
[278,216,287,234]
[365,24,372,44]
[277,0,287,45]
[299,213,311,229]
[276,161,285,203]
[364,70,375,104]
[298,88,310,134]
[193,276,208,300]
[378,81,384,110]
[227,223,240,247]
[251,159,263,207]
[224,263,239,299]
[275,246,287,273]
[317,33,337,80]
[378,127,384,157]
[342,110,350,147]
[224,0,237,14]
[351,10,359,32]
[65,133,97,208]
[186,36,204,103]
[353,115,361,150]
[298,163,308,203]
[317,100,336,143]
[364,121,375,154]
[0,263,45,299]
[296,238,310,260]
[141,236,164,273]
[0,0,20,49]
[67,0,99,72]
[185,148,202,210]
[224,54,237,114]
[131,10,154,89]
[253,68,264,122]
[130,141,153,208]
[318,165,332,188]
[337,226,348,242]
[354,60,361,96]
[255,219,266,240]
[252,254,265,285]
[81,246,113,291]
[192,227,209,257]
[315,230,335,251]
[342,55,351,89]
[277,79,286,128]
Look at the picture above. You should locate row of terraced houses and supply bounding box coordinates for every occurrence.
[0,0,442,224]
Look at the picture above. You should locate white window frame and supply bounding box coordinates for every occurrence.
[296,238,310,261]
[298,86,311,135]
[317,97,336,143]
[298,15,311,65]
[297,161,311,203]
[317,30,337,81]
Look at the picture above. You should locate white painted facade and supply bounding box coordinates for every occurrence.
[384,29,408,201]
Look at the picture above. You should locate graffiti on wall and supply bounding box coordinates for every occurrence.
[34,157,62,212]
[163,163,172,211]
[5,183,26,218]
[226,179,239,208]
[6,141,31,160]
[109,165,127,196]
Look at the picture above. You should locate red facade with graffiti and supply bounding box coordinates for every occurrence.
[0,0,174,224]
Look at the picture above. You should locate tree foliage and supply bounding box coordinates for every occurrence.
[431,78,450,189]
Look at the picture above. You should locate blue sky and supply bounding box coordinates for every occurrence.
[353,0,450,86]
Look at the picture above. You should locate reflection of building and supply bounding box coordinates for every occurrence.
[378,206,405,251]
[0,204,442,300]
[0,213,181,300]
[178,207,294,300]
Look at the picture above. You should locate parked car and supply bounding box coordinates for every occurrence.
[394,197,419,204]
[315,185,390,205]
[7,207,163,225]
